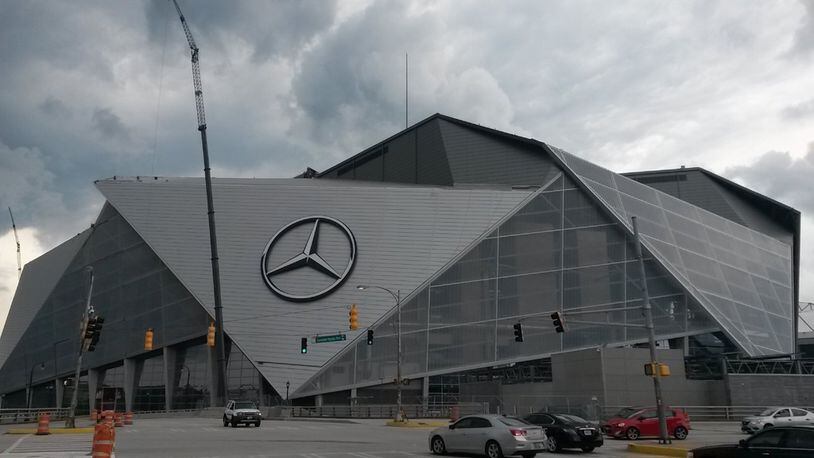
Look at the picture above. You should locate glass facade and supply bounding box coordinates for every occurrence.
[549,146,794,355]
[172,343,211,410]
[0,203,211,398]
[301,172,718,394]
[134,354,165,412]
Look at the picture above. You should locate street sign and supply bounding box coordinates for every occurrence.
[315,334,347,343]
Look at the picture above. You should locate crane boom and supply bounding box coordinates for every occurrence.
[171,0,206,130]
[169,0,227,406]
[8,207,21,278]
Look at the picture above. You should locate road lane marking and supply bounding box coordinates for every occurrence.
[2,435,29,453]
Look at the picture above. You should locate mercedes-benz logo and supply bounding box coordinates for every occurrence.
[260,216,357,302]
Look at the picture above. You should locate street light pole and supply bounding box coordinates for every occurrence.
[357,285,403,422]
[66,266,94,428]
[632,216,670,444]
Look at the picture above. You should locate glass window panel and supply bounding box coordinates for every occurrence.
[429,279,496,327]
[580,178,626,219]
[564,263,625,309]
[563,153,616,188]
[432,238,496,285]
[173,344,211,410]
[401,330,428,375]
[498,271,561,318]
[563,225,626,268]
[428,322,496,371]
[355,334,397,383]
[619,194,667,229]
[615,175,660,204]
[563,303,626,349]
[687,297,716,332]
[313,347,355,391]
[625,260,683,301]
[499,231,561,275]
[400,289,429,333]
[659,192,700,220]
[134,355,165,411]
[564,189,612,229]
[500,192,563,236]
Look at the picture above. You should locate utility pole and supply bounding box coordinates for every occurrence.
[65,266,94,428]
[632,216,670,444]
[170,0,228,406]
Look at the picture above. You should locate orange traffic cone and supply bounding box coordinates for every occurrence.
[103,410,114,426]
[91,422,115,458]
[36,412,51,435]
[124,411,133,425]
[91,409,98,421]
[113,412,124,427]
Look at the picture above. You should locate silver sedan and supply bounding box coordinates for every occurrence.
[429,415,548,458]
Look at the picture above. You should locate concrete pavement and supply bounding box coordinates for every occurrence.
[0,417,749,457]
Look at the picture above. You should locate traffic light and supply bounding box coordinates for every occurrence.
[349,304,359,330]
[551,311,565,333]
[300,337,308,354]
[513,323,523,342]
[83,317,95,340]
[144,328,154,351]
[644,362,671,377]
[366,329,374,345]
[87,317,103,352]
[207,322,216,348]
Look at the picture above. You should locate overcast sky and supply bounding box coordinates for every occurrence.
[1,0,813,330]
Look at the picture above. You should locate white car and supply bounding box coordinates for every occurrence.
[429,415,547,458]
[741,407,814,433]
[223,399,262,427]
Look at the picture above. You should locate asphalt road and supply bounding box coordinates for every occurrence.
[0,418,748,458]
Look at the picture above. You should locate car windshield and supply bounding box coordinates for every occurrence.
[758,408,777,416]
[616,408,639,419]
[234,402,257,410]
[498,417,531,427]
[555,414,588,424]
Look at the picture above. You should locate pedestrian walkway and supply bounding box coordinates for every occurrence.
[0,433,98,457]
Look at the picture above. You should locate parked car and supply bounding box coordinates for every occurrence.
[688,426,814,457]
[601,406,690,440]
[429,415,547,458]
[524,412,603,453]
[223,399,262,427]
[741,407,814,433]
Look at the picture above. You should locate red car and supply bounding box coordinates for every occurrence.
[602,407,690,440]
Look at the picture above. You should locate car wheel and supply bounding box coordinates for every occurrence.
[430,436,446,455]
[520,453,537,458]
[581,446,595,452]
[485,440,504,458]
[547,436,560,452]
[764,424,773,430]
[255,421,261,427]
[231,420,238,428]
[674,426,688,440]
[625,427,640,440]
[222,415,228,427]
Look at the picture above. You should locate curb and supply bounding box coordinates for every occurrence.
[628,443,690,457]
[6,427,95,435]
[385,420,449,428]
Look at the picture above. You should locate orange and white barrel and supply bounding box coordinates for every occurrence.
[91,422,115,458]
[36,412,51,435]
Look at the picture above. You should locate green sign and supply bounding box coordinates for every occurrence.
[315,334,347,343]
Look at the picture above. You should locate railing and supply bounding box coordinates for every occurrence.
[0,407,71,424]
[288,403,487,419]
[726,359,814,375]
[601,405,814,421]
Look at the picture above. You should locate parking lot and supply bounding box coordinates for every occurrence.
[0,417,747,457]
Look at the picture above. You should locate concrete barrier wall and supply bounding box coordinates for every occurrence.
[727,374,814,406]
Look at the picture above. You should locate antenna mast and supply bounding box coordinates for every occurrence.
[8,207,21,278]
[170,0,228,406]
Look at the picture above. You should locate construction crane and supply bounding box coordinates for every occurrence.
[169,0,228,406]
[8,207,21,278]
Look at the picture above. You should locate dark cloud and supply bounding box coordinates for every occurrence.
[726,143,814,214]
[145,0,337,63]
[39,96,72,119]
[91,108,131,142]
[781,99,814,120]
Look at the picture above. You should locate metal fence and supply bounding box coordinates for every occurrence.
[0,408,70,424]
[287,403,487,419]
[726,359,814,375]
